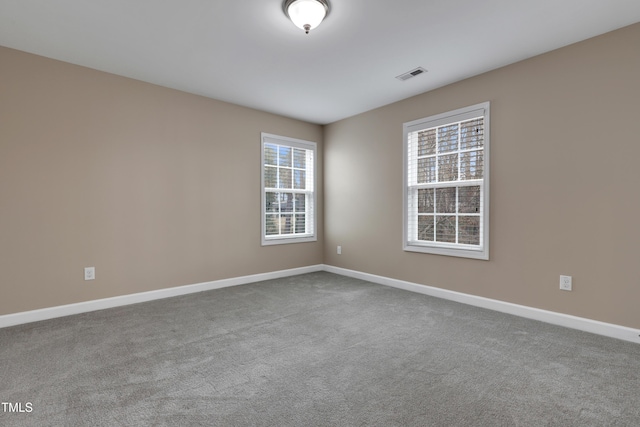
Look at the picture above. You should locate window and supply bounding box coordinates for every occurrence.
[403,102,490,259]
[261,133,317,245]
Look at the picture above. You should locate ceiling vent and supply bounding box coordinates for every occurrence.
[396,67,428,81]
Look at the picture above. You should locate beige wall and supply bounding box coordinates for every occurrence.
[2,24,639,330]
[324,23,640,329]
[0,46,323,315]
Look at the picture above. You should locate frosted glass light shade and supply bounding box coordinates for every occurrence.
[285,0,329,34]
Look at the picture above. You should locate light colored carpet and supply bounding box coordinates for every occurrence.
[1,272,639,426]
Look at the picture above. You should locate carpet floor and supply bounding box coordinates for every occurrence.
[1,272,639,426]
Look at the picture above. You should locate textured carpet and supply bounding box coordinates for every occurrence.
[1,272,639,426]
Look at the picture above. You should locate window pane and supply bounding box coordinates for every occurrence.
[295,194,306,212]
[418,215,434,241]
[460,118,484,150]
[436,188,456,213]
[418,157,436,183]
[459,186,481,213]
[403,103,488,258]
[438,124,458,153]
[435,216,456,243]
[460,150,483,180]
[418,188,434,213]
[278,168,292,189]
[265,192,279,212]
[264,144,278,165]
[438,154,458,182]
[294,170,306,190]
[262,134,316,244]
[280,193,294,213]
[418,129,436,156]
[264,166,277,188]
[295,214,306,234]
[278,146,291,167]
[281,214,293,234]
[265,214,279,235]
[293,149,306,168]
[459,216,480,245]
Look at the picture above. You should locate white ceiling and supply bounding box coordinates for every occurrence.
[1,1,639,124]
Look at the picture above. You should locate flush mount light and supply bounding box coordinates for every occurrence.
[283,0,330,34]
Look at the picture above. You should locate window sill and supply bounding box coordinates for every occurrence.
[262,235,317,246]
[403,242,488,260]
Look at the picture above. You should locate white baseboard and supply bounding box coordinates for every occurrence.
[3,263,639,344]
[323,265,640,344]
[0,265,323,329]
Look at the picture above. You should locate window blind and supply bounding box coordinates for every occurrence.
[261,133,316,245]
[403,102,489,259]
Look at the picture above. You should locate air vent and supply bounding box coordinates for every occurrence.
[396,67,428,81]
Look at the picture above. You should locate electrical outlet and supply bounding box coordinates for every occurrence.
[337,245,342,255]
[559,275,572,291]
[84,267,95,281]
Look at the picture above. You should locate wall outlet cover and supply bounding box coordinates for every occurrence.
[560,275,572,291]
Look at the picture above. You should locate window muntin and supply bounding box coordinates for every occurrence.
[403,102,489,259]
[261,133,316,245]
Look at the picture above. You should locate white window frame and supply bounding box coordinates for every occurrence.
[261,133,317,246]
[403,102,490,260]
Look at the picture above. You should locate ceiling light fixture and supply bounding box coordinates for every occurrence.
[283,0,329,34]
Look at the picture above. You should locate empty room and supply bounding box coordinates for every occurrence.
[1,1,640,425]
